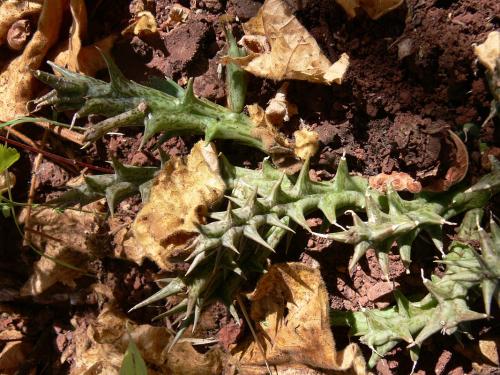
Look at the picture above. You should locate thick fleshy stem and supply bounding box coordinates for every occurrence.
[128,156,500,347]
[48,158,158,215]
[129,155,370,346]
[324,157,500,277]
[331,209,500,368]
[28,55,279,152]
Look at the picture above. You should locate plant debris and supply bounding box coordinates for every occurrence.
[369,172,422,193]
[0,0,499,373]
[52,0,117,76]
[129,141,226,270]
[474,31,500,73]
[19,202,106,296]
[0,0,64,119]
[223,0,350,84]
[69,304,224,374]
[231,263,367,374]
[122,11,158,37]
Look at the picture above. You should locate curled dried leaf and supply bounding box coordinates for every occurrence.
[129,141,225,270]
[52,0,117,76]
[474,31,500,73]
[19,202,106,296]
[222,0,349,85]
[0,0,64,119]
[294,128,319,160]
[231,263,367,374]
[369,172,422,193]
[122,10,158,36]
[336,0,404,20]
[423,131,469,192]
[70,305,224,375]
[265,83,298,127]
[160,3,190,30]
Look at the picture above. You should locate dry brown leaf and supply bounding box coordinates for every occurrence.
[0,340,32,374]
[69,304,224,375]
[0,0,64,120]
[247,103,301,173]
[19,202,106,296]
[294,128,319,160]
[423,130,469,192]
[478,339,500,366]
[335,0,404,20]
[52,0,117,76]
[160,3,190,30]
[122,10,158,36]
[265,83,298,127]
[369,172,422,193]
[231,263,367,374]
[474,31,500,72]
[128,141,225,270]
[0,0,42,47]
[223,0,349,85]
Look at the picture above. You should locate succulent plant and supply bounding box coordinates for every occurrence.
[331,208,500,368]
[28,54,289,154]
[129,155,370,345]
[324,157,500,277]
[129,155,500,348]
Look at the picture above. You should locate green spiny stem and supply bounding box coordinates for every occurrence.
[28,55,270,152]
[129,156,500,347]
[129,156,369,345]
[324,157,500,277]
[331,209,500,368]
[49,158,158,215]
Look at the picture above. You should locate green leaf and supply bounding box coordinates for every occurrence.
[119,335,148,375]
[0,145,19,173]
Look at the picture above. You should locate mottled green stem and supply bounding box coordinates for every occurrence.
[29,55,267,152]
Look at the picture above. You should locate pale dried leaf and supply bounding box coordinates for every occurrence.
[478,339,499,366]
[223,0,349,85]
[474,31,500,72]
[160,4,190,29]
[70,305,224,375]
[369,172,422,193]
[0,0,42,46]
[0,0,64,120]
[294,129,319,160]
[265,83,298,127]
[129,141,225,270]
[336,0,404,20]
[19,202,106,296]
[122,11,158,36]
[231,263,367,374]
